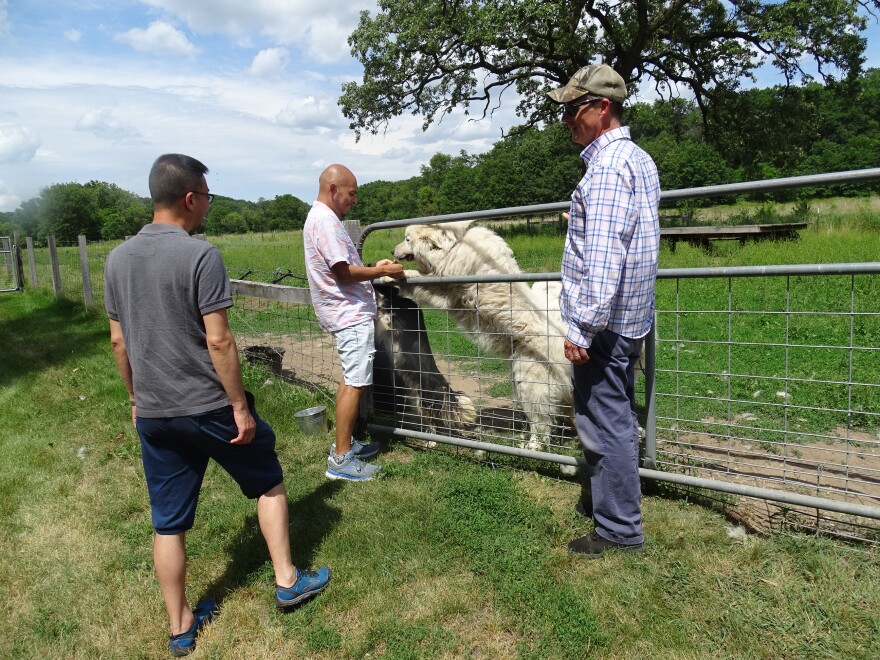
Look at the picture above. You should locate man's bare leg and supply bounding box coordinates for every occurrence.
[154,532,193,636]
[257,482,297,588]
[335,377,363,455]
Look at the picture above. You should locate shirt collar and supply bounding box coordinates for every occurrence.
[139,223,190,236]
[580,126,631,164]
[312,200,339,219]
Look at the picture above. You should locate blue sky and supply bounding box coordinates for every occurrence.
[1,1,878,212]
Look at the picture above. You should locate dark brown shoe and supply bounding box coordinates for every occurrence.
[567,530,644,558]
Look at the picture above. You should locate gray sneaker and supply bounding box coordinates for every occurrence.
[330,437,381,460]
[325,451,383,481]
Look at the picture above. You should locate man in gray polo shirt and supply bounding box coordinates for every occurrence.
[105,154,330,657]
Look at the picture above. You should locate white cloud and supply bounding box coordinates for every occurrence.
[64,29,82,42]
[114,20,200,57]
[275,96,345,131]
[75,108,142,142]
[381,146,423,164]
[247,47,289,78]
[0,124,41,164]
[139,0,369,62]
[301,17,353,64]
[0,179,20,212]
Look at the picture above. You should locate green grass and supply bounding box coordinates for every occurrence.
[3,290,880,657]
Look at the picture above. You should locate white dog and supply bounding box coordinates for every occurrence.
[389,222,572,450]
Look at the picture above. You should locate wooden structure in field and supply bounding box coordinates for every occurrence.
[661,222,808,249]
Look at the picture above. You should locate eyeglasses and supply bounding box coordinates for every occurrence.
[189,191,214,204]
[562,98,603,117]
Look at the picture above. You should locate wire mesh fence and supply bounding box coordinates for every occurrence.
[653,265,880,539]
[1,236,19,292]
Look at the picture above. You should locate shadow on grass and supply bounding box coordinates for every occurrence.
[0,293,107,386]
[200,480,343,605]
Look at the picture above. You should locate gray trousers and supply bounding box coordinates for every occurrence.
[571,329,644,545]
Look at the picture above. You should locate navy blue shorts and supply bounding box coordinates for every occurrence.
[136,393,283,535]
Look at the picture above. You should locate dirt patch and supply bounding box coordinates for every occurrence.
[660,419,880,536]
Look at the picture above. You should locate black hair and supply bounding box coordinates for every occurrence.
[148,154,209,209]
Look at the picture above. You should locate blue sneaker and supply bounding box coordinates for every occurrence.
[168,598,218,657]
[275,566,332,609]
[325,451,383,481]
[330,437,381,460]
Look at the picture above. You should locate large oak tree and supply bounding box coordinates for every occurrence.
[341,0,878,138]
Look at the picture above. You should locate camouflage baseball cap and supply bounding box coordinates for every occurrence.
[546,64,627,104]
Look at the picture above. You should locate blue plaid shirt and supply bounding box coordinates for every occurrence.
[560,126,660,348]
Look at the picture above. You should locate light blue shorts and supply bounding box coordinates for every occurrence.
[334,320,376,387]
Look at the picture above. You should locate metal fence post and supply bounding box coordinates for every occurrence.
[47,235,62,296]
[78,235,93,307]
[642,322,657,470]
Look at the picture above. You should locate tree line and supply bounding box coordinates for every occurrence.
[2,71,879,243]
[356,70,880,223]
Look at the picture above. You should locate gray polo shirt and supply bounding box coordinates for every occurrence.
[104,224,233,417]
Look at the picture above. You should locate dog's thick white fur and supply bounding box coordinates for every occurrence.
[389,222,572,449]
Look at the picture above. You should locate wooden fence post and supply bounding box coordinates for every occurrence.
[26,237,38,287]
[343,219,363,244]
[12,231,24,290]
[47,235,62,296]
[78,235,93,307]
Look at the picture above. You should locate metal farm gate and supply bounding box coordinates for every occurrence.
[1,236,22,292]
[353,168,880,539]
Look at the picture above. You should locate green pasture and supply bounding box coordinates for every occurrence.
[2,290,880,658]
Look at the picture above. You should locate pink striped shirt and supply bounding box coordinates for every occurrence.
[303,201,377,332]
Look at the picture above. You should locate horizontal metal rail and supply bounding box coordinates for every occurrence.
[370,424,880,521]
[374,262,880,286]
[357,167,880,252]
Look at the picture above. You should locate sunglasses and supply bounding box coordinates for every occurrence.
[562,98,603,117]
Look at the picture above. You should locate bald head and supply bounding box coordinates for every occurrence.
[319,164,356,192]
[317,164,358,218]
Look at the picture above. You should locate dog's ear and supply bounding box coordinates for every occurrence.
[444,221,472,239]
[415,226,451,251]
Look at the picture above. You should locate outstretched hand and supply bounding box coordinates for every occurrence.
[376,259,405,280]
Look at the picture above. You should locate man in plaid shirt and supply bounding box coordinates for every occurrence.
[547,64,660,557]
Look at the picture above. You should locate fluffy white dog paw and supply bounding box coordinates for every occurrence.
[559,464,579,477]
